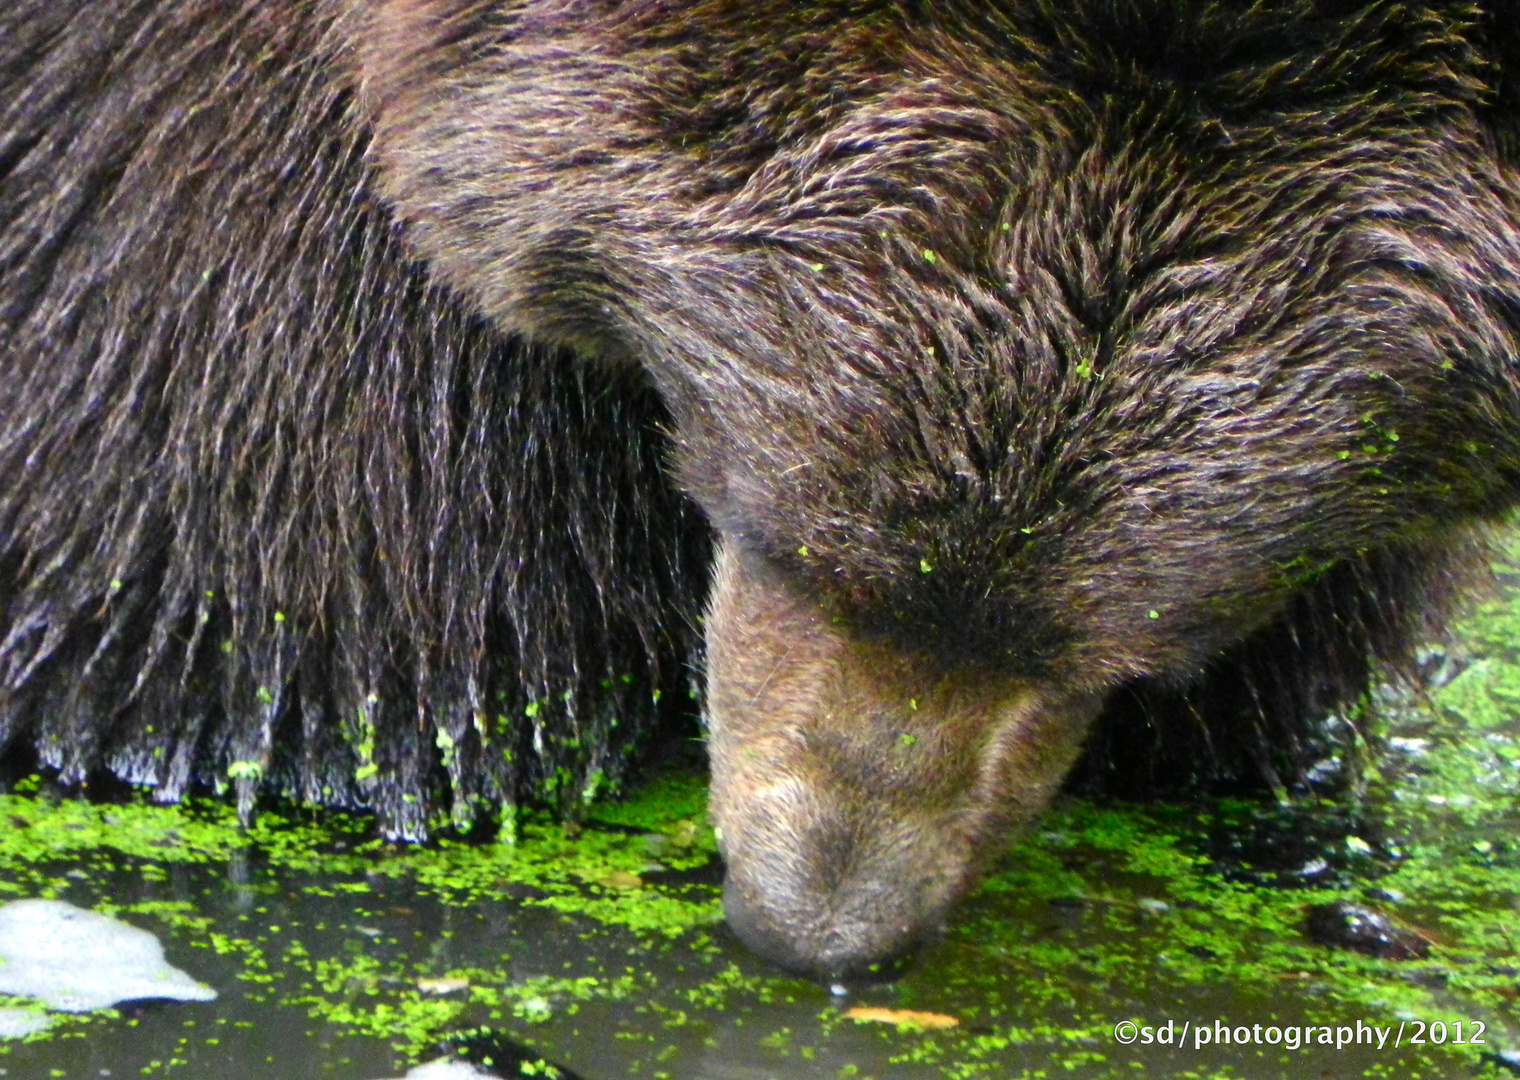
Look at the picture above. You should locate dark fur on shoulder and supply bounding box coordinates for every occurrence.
[6,0,1520,978]
[0,0,708,839]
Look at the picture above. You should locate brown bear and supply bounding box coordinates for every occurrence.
[5,0,1520,981]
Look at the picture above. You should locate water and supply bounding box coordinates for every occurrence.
[6,564,1520,1079]
[0,768,1512,1080]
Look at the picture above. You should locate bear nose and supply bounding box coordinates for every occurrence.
[721,874,928,983]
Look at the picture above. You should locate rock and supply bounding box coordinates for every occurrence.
[384,1060,497,1079]
[0,1008,52,1038]
[0,899,217,1012]
[1305,901,1431,960]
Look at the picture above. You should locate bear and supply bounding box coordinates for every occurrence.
[0,0,714,843]
[5,0,1520,983]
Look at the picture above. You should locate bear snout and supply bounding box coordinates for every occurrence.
[719,819,954,982]
[703,538,1103,980]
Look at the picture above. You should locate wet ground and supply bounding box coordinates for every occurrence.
[6,552,1520,1080]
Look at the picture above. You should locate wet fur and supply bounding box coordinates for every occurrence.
[0,0,708,838]
[5,0,1520,971]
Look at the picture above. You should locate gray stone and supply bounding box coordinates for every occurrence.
[0,900,216,1013]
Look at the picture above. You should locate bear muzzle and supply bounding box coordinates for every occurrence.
[703,539,1104,979]
[718,797,962,982]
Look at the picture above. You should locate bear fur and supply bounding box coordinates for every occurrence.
[6,0,1520,978]
[0,0,711,840]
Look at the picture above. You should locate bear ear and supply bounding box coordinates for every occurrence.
[1478,1,1520,161]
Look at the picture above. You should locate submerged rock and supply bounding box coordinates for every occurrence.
[388,1062,498,1079]
[384,1056,576,1080]
[0,1008,51,1037]
[0,899,217,1012]
[382,1034,589,1080]
[1305,901,1431,960]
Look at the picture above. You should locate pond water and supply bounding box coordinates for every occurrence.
[5,559,1520,1080]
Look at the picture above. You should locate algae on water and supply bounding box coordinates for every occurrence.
[2,546,1520,1076]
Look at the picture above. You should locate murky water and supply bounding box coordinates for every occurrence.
[8,561,1520,1079]
[2,769,1515,1080]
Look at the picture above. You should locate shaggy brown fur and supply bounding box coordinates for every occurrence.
[0,0,709,839]
[6,0,1520,978]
